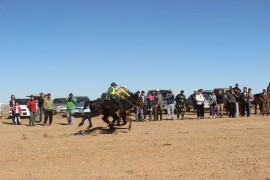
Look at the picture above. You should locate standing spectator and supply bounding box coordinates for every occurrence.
[147,91,156,121]
[241,87,250,117]
[166,89,175,120]
[141,91,147,121]
[201,89,205,118]
[248,88,254,115]
[234,83,240,93]
[175,90,186,120]
[9,95,16,124]
[134,91,144,122]
[147,91,154,112]
[38,92,44,124]
[151,91,159,121]
[190,90,197,115]
[216,90,225,118]
[260,88,270,116]
[156,90,163,120]
[209,91,217,118]
[43,93,54,126]
[27,95,37,126]
[267,82,270,92]
[66,93,77,125]
[227,89,238,118]
[196,89,205,119]
[13,102,21,125]
[235,89,241,117]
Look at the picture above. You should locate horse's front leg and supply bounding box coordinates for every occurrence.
[78,113,88,127]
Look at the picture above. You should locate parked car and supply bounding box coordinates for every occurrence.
[9,97,31,117]
[53,98,67,115]
[74,96,91,117]
[186,90,212,112]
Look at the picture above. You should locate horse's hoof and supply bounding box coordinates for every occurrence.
[87,125,92,129]
[78,123,82,127]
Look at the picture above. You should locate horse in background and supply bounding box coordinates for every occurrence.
[252,94,262,115]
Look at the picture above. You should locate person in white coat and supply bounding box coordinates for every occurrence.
[196,89,205,119]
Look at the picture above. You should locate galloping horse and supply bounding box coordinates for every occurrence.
[78,95,145,130]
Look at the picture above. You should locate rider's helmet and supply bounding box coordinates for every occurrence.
[111,82,117,86]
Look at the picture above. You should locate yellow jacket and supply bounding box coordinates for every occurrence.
[117,87,130,99]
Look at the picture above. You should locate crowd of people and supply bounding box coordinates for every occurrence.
[7,82,270,126]
[9,93,77,126]
[129,82,270,121]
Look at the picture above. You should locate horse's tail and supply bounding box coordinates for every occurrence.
[84,100,91,109]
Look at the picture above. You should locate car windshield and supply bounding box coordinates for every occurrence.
[16,99,29,105]
[53,98,66,104]
[75,97,90,103]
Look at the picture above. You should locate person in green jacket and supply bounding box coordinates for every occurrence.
[43,93,54,126]
[66,93,77,125]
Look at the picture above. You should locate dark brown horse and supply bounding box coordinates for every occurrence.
[78,95,145,130]
[252,93,262,115]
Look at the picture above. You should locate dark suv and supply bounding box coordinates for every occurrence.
[74,96,90,117]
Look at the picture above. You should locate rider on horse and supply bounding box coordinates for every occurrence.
[117,85,130,99]
[105,82,123,116]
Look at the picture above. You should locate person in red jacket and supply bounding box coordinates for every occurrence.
[27,95,37,126]
[12,102,22,125]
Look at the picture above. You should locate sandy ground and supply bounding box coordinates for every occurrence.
[0,106,270,179]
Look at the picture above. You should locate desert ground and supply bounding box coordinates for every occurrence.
[0,106,270,179]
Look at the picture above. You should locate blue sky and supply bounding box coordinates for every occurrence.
[0,0,269,104]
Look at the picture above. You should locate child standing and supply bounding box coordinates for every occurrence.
[13,102,22,125]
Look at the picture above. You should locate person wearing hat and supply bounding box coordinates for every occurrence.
[105,82,123,117]
[27,95,37,126]
[175,90,186,120]
[66,93,77,125]
[38,92,45,124]
[260,88,270,116]
[43,93,54,126]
